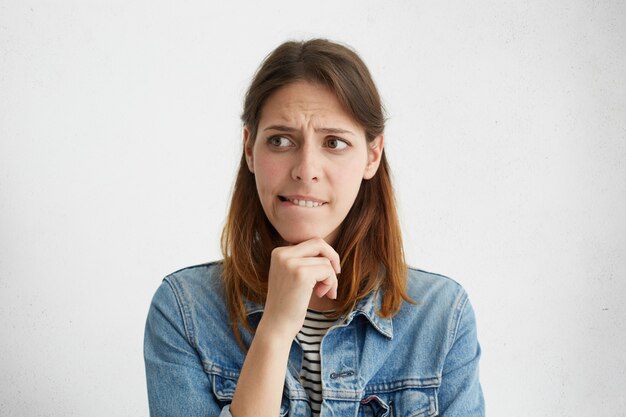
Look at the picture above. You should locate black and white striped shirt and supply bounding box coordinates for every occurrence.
[295,309,336,417]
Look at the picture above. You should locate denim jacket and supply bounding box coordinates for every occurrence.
[144,262,484,416]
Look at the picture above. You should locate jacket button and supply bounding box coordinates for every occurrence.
[330,370,354,379]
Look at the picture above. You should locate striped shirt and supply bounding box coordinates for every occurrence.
[296,309,336,417]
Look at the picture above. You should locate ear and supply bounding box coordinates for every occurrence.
[363,135,384,180]
[243,127,254,173]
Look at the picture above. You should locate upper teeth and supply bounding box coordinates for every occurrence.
[288,198,324,208]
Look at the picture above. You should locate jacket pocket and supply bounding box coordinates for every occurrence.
[360,388,437,417]
[211,373,290,416]
[211,373,238,402]
[360,395,391,417]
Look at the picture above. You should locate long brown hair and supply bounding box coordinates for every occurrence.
[221,39,411,349]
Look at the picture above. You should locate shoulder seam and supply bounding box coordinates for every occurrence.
[407,265,465,291]
[162,277,198,351]
[447,289,469,353]
[165,260,222,278]
[407,265,458,282]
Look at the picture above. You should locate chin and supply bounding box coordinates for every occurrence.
[280,233,321,245]
[276,226,338,246]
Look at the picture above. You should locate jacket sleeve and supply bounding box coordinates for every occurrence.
[438,294,485,416]
[144,280,233,417]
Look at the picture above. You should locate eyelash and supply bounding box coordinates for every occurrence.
[268,136,293,147]
[267,135,350,150]
[325,137,350,150]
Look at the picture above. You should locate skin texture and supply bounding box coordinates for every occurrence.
[231,81,384,417]
[244,81,383,246]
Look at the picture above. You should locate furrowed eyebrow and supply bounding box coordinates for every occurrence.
[264,125,297,132]
[317,127,355,136]
[263,125,355,136]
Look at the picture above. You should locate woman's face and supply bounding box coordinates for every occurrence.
[244,81,384,245]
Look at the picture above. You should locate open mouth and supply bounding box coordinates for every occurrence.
[278,196,327,208]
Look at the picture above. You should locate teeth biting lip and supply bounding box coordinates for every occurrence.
[278,196,328,208]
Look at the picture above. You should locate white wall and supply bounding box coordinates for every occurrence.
[1,1,624,415]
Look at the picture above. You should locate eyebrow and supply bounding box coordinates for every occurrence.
[263,125,356,136]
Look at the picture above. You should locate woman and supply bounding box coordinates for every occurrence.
[144,39,484,417]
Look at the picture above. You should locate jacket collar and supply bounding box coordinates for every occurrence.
[350,289,394,339]
[243,290,394,339]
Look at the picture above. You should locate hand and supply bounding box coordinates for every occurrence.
[258,237,341,341]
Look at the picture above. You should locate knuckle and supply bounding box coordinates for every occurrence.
[285,257,297,269]
[294,266,307,282]
[271,247,285,260]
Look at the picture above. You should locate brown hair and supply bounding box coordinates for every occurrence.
[221,39,411,349]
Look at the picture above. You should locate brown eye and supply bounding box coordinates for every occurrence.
[327,138,349,150]
[269,136,292,147]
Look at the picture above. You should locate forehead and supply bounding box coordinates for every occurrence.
[259,81,360,128]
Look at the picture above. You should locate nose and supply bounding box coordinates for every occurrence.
[291,143,322,183]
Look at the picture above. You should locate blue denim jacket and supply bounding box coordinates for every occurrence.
[144,262,484,416]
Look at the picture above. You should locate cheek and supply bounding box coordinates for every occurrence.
[253,156,283,194]
[333,161,366,201]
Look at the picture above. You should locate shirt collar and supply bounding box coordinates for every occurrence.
[243,290,394,339]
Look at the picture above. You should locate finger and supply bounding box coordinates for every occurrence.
[313,281,332,298]
[313,280,338,300]
[292,257,333,267]
[306,265,338,299]
[288,238,341,274]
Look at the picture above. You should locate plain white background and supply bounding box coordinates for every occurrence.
[1,1,625,415]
